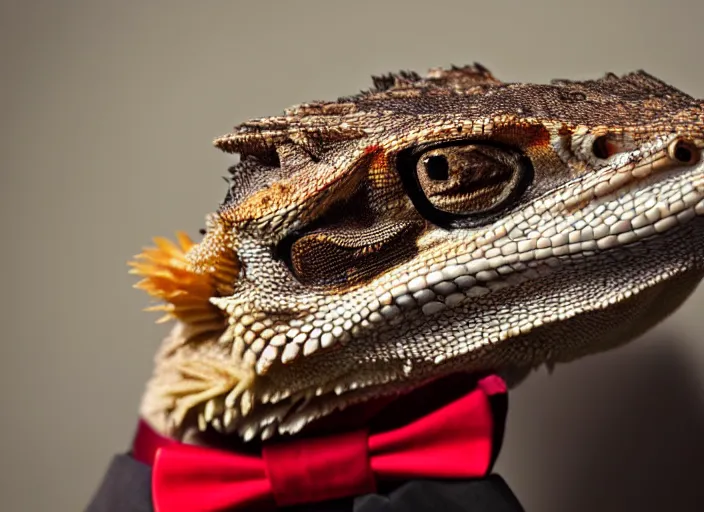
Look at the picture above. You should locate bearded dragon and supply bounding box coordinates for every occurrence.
[129,64,704,444]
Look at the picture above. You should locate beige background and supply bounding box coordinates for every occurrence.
[3,1,704,510]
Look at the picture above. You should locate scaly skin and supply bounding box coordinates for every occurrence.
[130,65,704,443]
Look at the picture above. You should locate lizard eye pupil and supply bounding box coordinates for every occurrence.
[423,155,450,180]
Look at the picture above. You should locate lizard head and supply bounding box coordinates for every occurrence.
[131,65,704,441]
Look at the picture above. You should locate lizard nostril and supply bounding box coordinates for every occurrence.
[592,135,618,159]
[668,139,700,165]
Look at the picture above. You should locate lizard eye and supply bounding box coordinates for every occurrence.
[412,143,531,218]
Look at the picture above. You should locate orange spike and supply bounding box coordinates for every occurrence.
[127,232,239,336]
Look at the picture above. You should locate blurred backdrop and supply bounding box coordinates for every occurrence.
[2,1,703,510]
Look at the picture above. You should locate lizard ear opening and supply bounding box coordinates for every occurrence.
[274,185,424,289]
[287,220,423,288]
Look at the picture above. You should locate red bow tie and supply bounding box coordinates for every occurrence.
[132,375,506,512]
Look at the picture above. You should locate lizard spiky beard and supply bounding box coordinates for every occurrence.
[130,64,704,443]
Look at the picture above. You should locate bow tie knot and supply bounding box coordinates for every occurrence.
[264,429,375,506]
